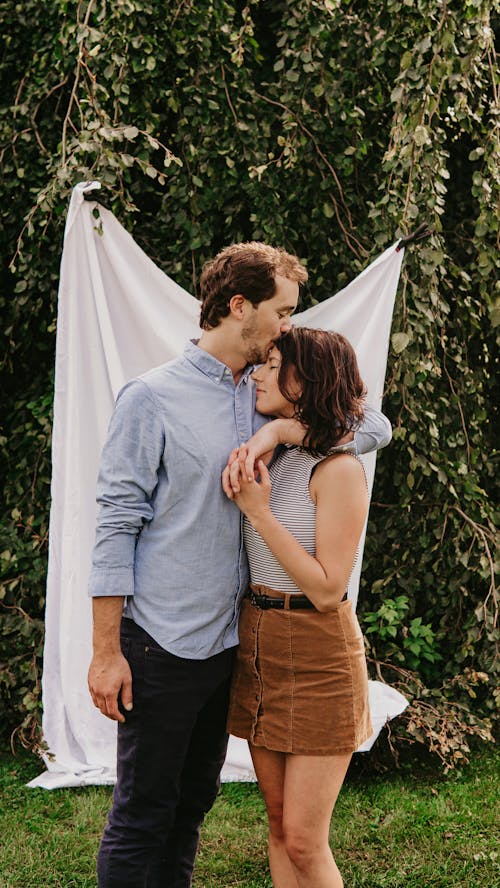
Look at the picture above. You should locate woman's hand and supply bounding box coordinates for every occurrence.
[222,418,307,496]
[222,448,272,520]
[222,436,272,498]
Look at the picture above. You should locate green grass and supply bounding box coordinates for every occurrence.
[0,747,498,887]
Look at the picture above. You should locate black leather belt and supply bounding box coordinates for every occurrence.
[246,590,316,610]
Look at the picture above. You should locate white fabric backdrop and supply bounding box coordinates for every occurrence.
[29,181,407,789]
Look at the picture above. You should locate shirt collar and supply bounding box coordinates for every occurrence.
[183,339,254,385]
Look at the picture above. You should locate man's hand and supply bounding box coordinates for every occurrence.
[88,651,133,723]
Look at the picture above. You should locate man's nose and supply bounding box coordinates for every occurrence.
[280,317,292,333]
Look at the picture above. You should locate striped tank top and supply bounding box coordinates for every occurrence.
[243,445,366,594]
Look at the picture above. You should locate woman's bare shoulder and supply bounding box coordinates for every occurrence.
[310,453,366,496]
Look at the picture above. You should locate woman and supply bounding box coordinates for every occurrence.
[224,327,373,888]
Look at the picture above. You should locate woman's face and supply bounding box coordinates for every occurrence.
[251,346,300,417]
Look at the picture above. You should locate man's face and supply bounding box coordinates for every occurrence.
[241,274,299,365]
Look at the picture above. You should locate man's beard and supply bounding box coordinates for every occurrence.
[241,316,272,365]
[244,343,269,365]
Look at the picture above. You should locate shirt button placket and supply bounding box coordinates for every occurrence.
[235,385,251,444]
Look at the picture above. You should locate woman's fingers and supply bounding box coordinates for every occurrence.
[230,454,244,493]
[222,448,246,498]
[258,460,271,490]
[222,446,256,498]
[241,444,257,480]
[221,465,234,498]
[239,445,257,485]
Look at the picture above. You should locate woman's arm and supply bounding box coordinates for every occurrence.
[223,404,391,492]
[228,453,368,611]
[222,419,307,497]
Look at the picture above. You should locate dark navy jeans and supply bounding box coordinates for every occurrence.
[97,618,234,887]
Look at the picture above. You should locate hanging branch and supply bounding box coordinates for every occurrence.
[61,0,96,167]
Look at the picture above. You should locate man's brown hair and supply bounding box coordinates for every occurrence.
[275,327,366,454]
[199,242,308,330]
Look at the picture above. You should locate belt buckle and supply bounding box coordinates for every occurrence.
[248,590,260,608]
[250,590,271,609]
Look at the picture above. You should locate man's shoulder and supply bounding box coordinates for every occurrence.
[139,355,183,388]
[114,355,188,410]
[136,355,194,392]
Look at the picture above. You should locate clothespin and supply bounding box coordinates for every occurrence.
[396,222,432,251]
[83,191,112,212]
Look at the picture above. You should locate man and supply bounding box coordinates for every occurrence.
[88,241,391,887]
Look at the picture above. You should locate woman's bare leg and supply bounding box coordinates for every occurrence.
[282,753,351,888]
[249,744,300,888]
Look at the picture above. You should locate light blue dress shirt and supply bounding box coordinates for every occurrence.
[88,340,391,659]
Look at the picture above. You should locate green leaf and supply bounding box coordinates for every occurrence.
[392,332,411,353]
[123,125,139,140]
[414,125,431,147]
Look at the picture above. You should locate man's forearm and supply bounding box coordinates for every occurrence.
[352,403,392,454]
[89,378,164,598]
[275,408,392,455]
[92,596,125,655]
[88,595,133,723]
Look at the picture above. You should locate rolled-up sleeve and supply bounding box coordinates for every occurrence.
[88,379,165,598]
[354,403,392,454]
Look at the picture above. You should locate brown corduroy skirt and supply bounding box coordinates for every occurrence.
[227,583,373,755]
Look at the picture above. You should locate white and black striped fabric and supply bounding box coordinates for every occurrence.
[244,445,366,594]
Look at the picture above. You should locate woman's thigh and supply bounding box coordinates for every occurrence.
[282,753,352,843]
[249,744,287,825]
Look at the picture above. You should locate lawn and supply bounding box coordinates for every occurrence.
[0,746,497,887]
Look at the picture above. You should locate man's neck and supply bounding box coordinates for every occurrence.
[197,329,249,384]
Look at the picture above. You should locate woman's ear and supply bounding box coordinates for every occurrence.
[228,294,246,318]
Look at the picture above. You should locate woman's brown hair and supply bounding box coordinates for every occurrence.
[274,327,366,454]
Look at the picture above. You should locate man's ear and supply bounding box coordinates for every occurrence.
[228,294,247,318]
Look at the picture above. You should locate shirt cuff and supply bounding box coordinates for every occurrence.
[88,566,135,598]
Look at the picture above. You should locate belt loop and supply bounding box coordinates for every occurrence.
[283,594,291,611]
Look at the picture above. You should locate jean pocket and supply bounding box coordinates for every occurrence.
[143,641,178,663]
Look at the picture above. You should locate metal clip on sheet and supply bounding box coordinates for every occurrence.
[396,221,432,251]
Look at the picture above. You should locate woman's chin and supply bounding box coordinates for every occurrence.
[256,402,272,415]
[256,401,287,418]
